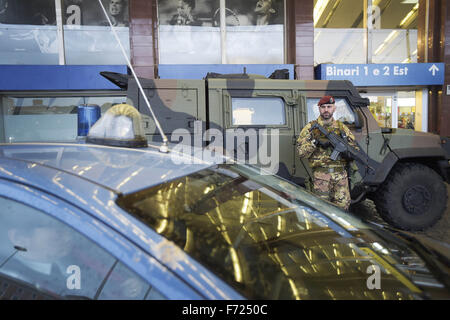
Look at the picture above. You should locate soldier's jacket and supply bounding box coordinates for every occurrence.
[297,117,360,169]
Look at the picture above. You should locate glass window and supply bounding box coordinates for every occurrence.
[397,91,415,130]
[314,0,418,65]
[314,0,365,65]
[116,163,426,300]
[307,97,356,124]
[158,0,221,64]
[0,0,130,65]
[371,0,418,63]
[63,0,130,64]
[0,0,58,64]
[0,197,164,300]
[157,0,285,64]
[363,93,393,128]
[225,0,285,64]
[0,95,126,143]
[231,97,285,126]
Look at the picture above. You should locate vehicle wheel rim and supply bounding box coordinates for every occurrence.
[402,185,432,215]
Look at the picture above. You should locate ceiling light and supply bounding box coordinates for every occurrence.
[399,3,419,27]
[314,0,330,27]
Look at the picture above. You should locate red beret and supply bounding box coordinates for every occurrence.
[318,96,335,106]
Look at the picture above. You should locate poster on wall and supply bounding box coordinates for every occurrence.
[158,0,285,64]
[63,0,129,26]
[0,0,129,26]
[221,0,284,26]
[158,0,284,26]
[0,0,56,25]
[158,0,218,26]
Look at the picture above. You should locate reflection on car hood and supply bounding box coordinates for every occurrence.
[0,143,217,194]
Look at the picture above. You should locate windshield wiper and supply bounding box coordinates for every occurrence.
[390,230,450,290]
[0,246,27,269]
[63,294,92,300]
[369,226,450,291]
[93,259,119,300]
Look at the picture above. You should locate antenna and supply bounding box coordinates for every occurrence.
[97,0,169,153]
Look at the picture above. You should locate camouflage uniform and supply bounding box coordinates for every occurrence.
[297,116,360,210]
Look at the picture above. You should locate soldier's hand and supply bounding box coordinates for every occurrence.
[306,132,318,146]
[341,148,353,160]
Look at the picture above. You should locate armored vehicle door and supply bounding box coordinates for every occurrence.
[208,79,305,181]
[128,78,207,143]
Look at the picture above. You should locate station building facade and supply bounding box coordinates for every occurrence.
[0,0,449,143]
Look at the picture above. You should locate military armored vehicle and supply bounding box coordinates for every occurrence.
[101,70,449,231]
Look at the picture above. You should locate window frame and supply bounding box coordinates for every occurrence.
[306,91,360,125]
[229,96,288,128]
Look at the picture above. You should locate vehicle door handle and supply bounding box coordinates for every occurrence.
[187,118,196,128]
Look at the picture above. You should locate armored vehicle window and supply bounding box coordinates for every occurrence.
[231,97,285,126]
[307,98,356,125]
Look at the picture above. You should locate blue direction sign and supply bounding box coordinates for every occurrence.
[316,63,444,86]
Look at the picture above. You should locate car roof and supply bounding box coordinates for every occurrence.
[0,142,242,299]
[0,142,217,194]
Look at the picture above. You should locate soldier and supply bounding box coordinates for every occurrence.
[297,96,359,211]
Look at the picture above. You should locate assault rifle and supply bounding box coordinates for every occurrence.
[310,122,377,173]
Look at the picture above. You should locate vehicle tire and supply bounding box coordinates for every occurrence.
[373,162,447,231]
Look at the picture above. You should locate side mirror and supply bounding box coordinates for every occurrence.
[354,109,364,129]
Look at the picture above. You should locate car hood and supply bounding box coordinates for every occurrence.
[0,142,218,194]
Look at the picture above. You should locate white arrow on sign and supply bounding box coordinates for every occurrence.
[429,64,439,76]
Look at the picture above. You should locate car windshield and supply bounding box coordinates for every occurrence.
[116,164,428,300]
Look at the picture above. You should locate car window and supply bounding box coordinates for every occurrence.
[307,98,356,124]
[0,197,165,300]
[116,164,420,300]
[231,97,286,126]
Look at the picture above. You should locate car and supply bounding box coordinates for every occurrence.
[0,107,449,300]
[0,139,449,300]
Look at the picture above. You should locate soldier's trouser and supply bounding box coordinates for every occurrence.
[312,169,351,210]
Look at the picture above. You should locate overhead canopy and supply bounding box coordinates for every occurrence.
[0,65,127,91]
